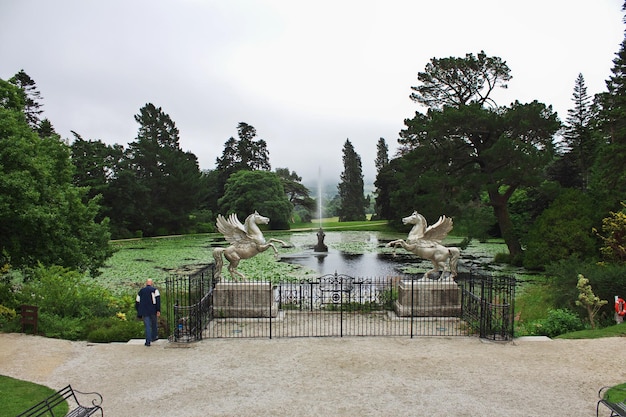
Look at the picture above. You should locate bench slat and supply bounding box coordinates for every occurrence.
[16,384,103,417]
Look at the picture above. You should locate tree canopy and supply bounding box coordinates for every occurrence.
[396,52,561,257]
[0,79,112,275]
[218,170,292,229]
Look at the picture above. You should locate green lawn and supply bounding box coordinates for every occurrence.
[0,375,68,416]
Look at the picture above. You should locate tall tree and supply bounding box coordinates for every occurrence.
[0,79,112,275]
[399,52,560,258]
[9,70,44,131]
[593,2,626,202]
[560,73,597,190]
[117,103,205,236]
[275,168,315,221]
[216,122,271,173]
[337,139,366,222]
[373,137,392,219]
[410,51,511,110]
[213,122,271,212]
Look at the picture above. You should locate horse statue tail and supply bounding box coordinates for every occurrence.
[212,247,224,281]
[448,247,461,277]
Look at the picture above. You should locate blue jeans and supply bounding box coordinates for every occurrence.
[143,314,158,344]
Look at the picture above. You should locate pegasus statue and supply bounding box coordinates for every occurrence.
[386,211,461,279]
[213,211,290,282]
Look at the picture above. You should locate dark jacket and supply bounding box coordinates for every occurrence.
[136,285,161,317]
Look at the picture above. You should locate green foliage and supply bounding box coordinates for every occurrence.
[338,139,367,222]
[524,308,584,337]
[19,266,117,319]
[84,317,144,342]
[0,79,113,275]
[37,313,85,340]
[545,258,626,320]
[218,170,293,229]
[0,304,16,330]
[0,375,68,417]
[523,189,598,270]
[575,274,607,329]
[556,323,626,339]
[596,202,626,263]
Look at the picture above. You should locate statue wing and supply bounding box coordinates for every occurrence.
[216,213,249,243]
[422,215,453,243]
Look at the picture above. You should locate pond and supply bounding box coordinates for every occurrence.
[276,230,520,278]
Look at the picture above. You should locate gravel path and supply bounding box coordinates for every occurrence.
[1,332,624,417]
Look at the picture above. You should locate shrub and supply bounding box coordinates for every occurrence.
[0,305,16,330]
[523,189,598,270]
[85,317,143,343]
[37,313,85,340]
[530,309,584,337]
[18,265,117,319]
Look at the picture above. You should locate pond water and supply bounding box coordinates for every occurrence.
[276,230,522,278]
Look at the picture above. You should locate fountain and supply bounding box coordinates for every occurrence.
[313,168,328,252]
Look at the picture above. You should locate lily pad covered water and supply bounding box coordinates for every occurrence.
[99,231,517,294]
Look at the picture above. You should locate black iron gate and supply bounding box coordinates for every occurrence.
[165,265,215,342]
[166,269,516,341]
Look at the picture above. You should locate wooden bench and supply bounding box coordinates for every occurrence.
[16,384,103,417]
[597,385,626,417]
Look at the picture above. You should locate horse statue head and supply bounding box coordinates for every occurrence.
[403,211,427,241]
[244,211,270,241]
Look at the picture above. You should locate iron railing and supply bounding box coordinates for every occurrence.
[165,269,516,341]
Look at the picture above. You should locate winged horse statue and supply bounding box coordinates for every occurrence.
[213,211,290,282]
[386,211,461,280]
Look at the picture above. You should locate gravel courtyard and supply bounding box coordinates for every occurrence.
[1,332,624,416]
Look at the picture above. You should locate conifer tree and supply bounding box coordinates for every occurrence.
[593,2,626,201]
[337,139,366,221]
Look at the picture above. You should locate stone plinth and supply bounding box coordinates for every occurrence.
[394,279,461,317]
[213,282,278,318]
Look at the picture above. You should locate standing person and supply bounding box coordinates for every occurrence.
[136,279,161,346]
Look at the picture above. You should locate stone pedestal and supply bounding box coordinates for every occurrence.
[394,279,461,317]
[213,282,278,318]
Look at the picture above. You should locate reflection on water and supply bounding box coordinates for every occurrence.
[281,250,407,278]
[278,231,416,277]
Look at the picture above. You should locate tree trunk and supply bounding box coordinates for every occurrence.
[488,188,523,258]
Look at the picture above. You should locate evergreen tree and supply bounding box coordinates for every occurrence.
[118,103,205,236]
[213,122,271,212]
[373,137,392,219]
[561,73,597,190]
[8,70,44,131]
[337,139,366,221]
[275,168,315,221]
[398,52,560,258]
[593,2,626,203]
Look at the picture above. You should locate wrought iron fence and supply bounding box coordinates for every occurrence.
[165,268,516,341]
[165,265,215,342]
[458,273,516,341]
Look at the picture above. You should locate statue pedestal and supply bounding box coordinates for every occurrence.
[394,279,461,317]
[213,282,278,318]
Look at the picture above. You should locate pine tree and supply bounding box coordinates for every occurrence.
[562,73,597,190]
[593,1,626,201]
[9,69,44,130]
[120,103,204,235]
[374,137,392,220]
[337,139,366,222]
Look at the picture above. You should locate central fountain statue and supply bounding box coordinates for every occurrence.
[314,227,328,252]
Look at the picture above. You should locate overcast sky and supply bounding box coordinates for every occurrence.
[1,0,624,185]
